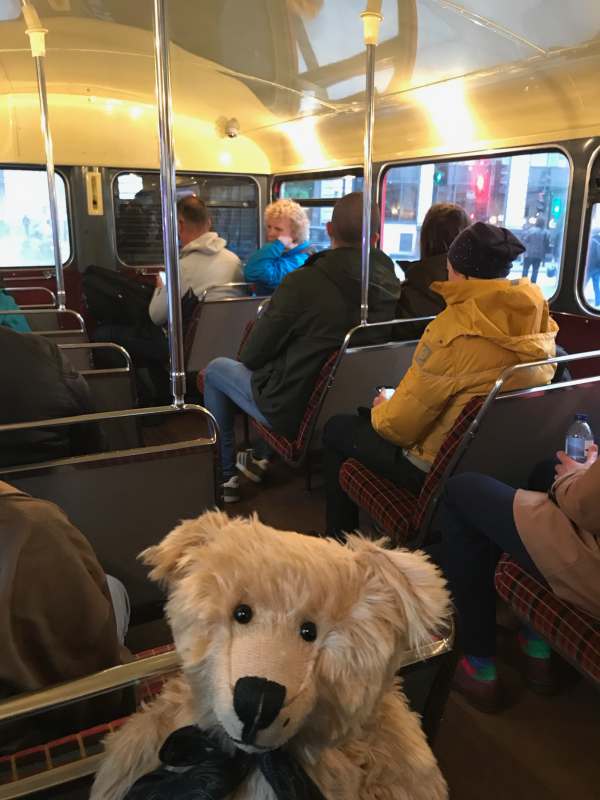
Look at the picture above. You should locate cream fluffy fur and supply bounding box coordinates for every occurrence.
[91,512,451,800]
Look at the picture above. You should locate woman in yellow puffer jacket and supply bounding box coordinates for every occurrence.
[323,221,558,539]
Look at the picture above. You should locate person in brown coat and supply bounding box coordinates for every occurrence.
[435,447,600,713]
[0,482,132,753]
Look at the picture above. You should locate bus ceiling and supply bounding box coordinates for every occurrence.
[0,1,598,172]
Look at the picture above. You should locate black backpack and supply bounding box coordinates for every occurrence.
[83,265,155,330]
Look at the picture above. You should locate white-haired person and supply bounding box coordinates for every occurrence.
[244,198,313,294]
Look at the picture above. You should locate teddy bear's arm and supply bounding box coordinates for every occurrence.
[90,676,194,800]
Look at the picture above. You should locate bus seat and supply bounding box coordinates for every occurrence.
[60,344,141,451]
[339,368,600,546]
[185,290,269,374]
[0,408,219,617]
[495,556,600,687]
[339,397,483,545]
[250,339,420,469]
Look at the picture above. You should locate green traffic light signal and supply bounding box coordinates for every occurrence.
[551,197,562,218]
[434,170,443,185]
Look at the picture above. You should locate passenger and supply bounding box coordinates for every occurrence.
[396,203,469,337]
[521,217,547,283]
[0,327,102,468]
[323,222,558,539]
[243,198,312,294]
[148,195,244,325]
[587,229,600,306]
[0,285,31,333]
[438,445,600,712]
[0,481,132,752]
[204,192,401,502]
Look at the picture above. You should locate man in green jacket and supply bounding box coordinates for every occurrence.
[204,192,401,502]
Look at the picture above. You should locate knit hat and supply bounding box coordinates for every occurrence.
[448,222,525,279]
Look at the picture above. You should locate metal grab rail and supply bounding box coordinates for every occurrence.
[0,307,85,332]
[0,619,453,725]
[0,652,180,724]
[196,283,258,303]
[57,341,133,372]
[415,348,600,543]
[341,315,434,352]
[4,286,57,309]
[0,403,217,444]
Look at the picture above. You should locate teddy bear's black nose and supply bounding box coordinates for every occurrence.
[233,676,286,744]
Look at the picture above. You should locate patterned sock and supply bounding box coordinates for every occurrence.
[518,627,551,659]
[461,654,497,682]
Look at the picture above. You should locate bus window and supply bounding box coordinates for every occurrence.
[582,204,600,310]
[381,151,570,299]
[278,173,363,250]
[0,168,71,268]
[114,172,259,267]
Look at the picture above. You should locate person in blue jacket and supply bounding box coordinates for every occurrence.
[244,198,312,294]
[0,287,31,333]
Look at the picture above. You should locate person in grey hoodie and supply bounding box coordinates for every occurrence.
[149,195,243,325]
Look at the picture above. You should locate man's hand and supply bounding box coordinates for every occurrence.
[277,235,295,250]
[555,443,598,479]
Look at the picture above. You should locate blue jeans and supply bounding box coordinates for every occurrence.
[204,358,270,480]
[431,472,544,657]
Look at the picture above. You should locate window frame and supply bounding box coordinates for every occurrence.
[111,169,263,270]
[378,144,574,305]
[0,163,74,272]
[575,144,600,316]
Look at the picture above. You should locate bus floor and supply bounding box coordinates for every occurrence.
[141,417,600,798]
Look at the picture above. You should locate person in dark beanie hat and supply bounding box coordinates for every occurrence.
[448,221,525,279]
[323,222,558,541]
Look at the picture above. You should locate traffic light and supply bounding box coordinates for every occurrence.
[551,196,563,219]
[434,165,447,186]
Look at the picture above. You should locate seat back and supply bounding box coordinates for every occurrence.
[418,351,600,539]
[312,339,419,449]
[0,407,219,614]
[13,309,91,366]
[185,290,269,372]
[5,285,57,309]
[59,343,141,450]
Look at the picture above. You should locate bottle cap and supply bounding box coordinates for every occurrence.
[575,413,589,422]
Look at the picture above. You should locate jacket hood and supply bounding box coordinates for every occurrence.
[398,253,448,290]
[182,231,227,256]
[314,246,401,308]
[431,277,558,361]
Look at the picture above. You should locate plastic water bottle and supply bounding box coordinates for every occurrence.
[565,414,594,463]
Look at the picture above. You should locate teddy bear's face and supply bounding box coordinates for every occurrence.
[143,513,449,755]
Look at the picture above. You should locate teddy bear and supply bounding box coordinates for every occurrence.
[91,511,451,800]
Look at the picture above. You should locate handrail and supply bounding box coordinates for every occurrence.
[0,617,454,725]
[0,307,85,332]
[4,286,56,304]
[197,283,256,303]
[0,652,180,724]
[58,341,133,371]
[414,349,600,544]
[341,315,434,352]
[257,297,271,317]
[0,404,217,442]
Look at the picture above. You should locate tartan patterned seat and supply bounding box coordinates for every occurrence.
[495,556,600,687]
[250,350,339,465]
[338,397,483,545]
[0,644,177,790]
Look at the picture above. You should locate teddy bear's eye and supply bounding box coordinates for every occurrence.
[299,621,317,642]
[233,604,253,624]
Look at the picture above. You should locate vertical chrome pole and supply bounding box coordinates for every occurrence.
[359,2,383,325]
[152,0,186,407]
[360,43,377,326]
[23,2,65,309]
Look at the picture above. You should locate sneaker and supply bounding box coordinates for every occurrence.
[517,632,559,695]
[452,657,502,714]
[236,449,269,483]
[222,476,240,503]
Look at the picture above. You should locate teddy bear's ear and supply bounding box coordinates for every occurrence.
[350,536,452,653]
[139,509,230,586]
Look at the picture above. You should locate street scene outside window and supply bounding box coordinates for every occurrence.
[381,151,570,298]
[0,168,70,267]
